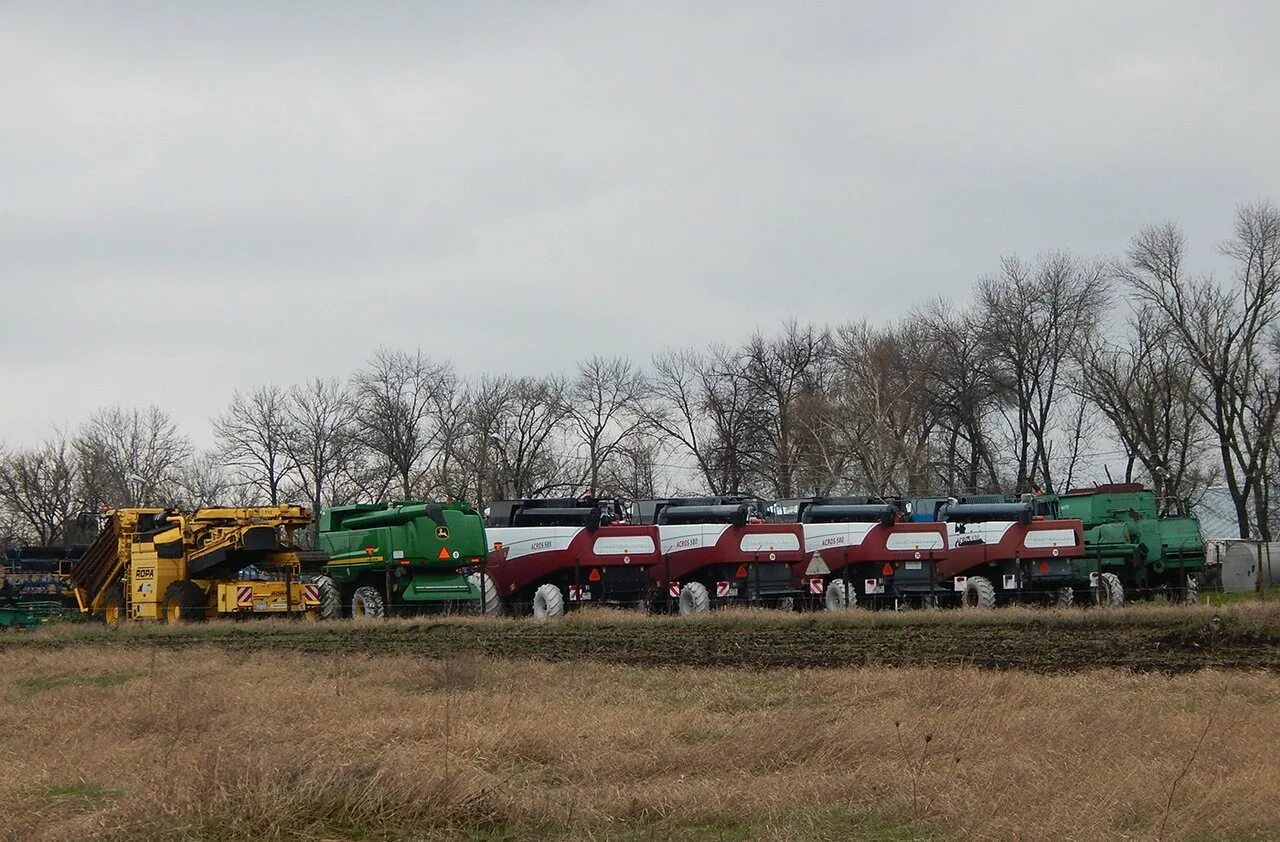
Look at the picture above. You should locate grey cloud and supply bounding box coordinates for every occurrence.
[2,1,1278,445]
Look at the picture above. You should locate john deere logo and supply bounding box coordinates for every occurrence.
[435,525,450,540]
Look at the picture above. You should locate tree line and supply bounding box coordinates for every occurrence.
[4,201,1280,545]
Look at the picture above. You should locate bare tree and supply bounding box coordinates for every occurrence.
[817,320,936,496]
[598,429,670,502]
[648,346,767,495]
[75,406,191,507]
[464,375,571,506]
[351,348,453,499]
[978,253,1108,493]
[213,384,293,505]
[174,450,239,508]
[648,349,728,493]
[699,344,765,495]
[420,374,470,498]
[284,377,356,520]
[1081,308,1211,506]
[1123,205,1280,538]
[916,300,1001,493]
[562,356,648,495]
[740,321,831,498]
[0,433,78,544]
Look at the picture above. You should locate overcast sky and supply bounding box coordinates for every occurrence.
[2,1,1277,447]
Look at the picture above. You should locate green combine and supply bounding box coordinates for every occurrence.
[312,500,489,617]
[1047,484,1206,604]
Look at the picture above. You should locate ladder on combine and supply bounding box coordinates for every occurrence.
[70,515,126,616]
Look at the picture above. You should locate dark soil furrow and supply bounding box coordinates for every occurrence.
[6,610,1279,673]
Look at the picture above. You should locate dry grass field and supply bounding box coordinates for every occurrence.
[1,641,1278,841]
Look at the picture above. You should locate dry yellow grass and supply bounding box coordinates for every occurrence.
[0,646,1277,841]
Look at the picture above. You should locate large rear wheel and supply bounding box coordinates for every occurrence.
[468,573,504,615]
[825,579,855,611]
[351,585,386,618]
[1093,572,1125,608]
[161,580,207,623]
[677,581,711,616]
[962,576,997,609]
[100,584,126,628]
[314,576,343,620]
[532,583,565,619]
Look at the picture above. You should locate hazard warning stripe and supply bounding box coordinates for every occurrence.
[302,585,319,604]
[236,586,253,606]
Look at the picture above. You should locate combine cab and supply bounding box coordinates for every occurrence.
[483,497,661,618]
[777,498,947,610]
[888,500,1086,608]
[634,497,806,615]
[1048,484,1206,604]
[70,506,321,625]
[314,501,488,617]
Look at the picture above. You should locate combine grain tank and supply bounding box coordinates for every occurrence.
[634,497,806,615]
[483,497,661,618]
[777,498,948,610]
[315,501,487,617]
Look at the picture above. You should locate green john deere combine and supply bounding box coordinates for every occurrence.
[1048,484,1206,605]
[311,501,488,618]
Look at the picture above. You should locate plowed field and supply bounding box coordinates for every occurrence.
[9,603,1278,673]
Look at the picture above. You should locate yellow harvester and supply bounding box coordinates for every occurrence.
[71,506,322,625]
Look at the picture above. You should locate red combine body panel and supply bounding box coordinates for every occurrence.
[885,501,1085,607]
[778,499,948,609]
[482,498,660,618]
[634,498,807,614]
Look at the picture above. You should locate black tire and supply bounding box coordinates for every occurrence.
[678,581,710,616]
[314,575,342,620]
[351,585,386,618]
[1054,586,1075,608]
[100,583,126,628]
[532,583,565,619]
[468,573,503,616]
[1093,572,1125,608]
[825,579,855,611]
[962,576,997,609]
[161,580,207,623]
[774,596,796,612]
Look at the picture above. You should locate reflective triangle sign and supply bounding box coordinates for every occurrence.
[804,554,831,576]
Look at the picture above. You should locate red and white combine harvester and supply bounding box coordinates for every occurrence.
[774,498,948,610]
[633,497,807,615]
[884,499,1085,607]
[482,497,661,618]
